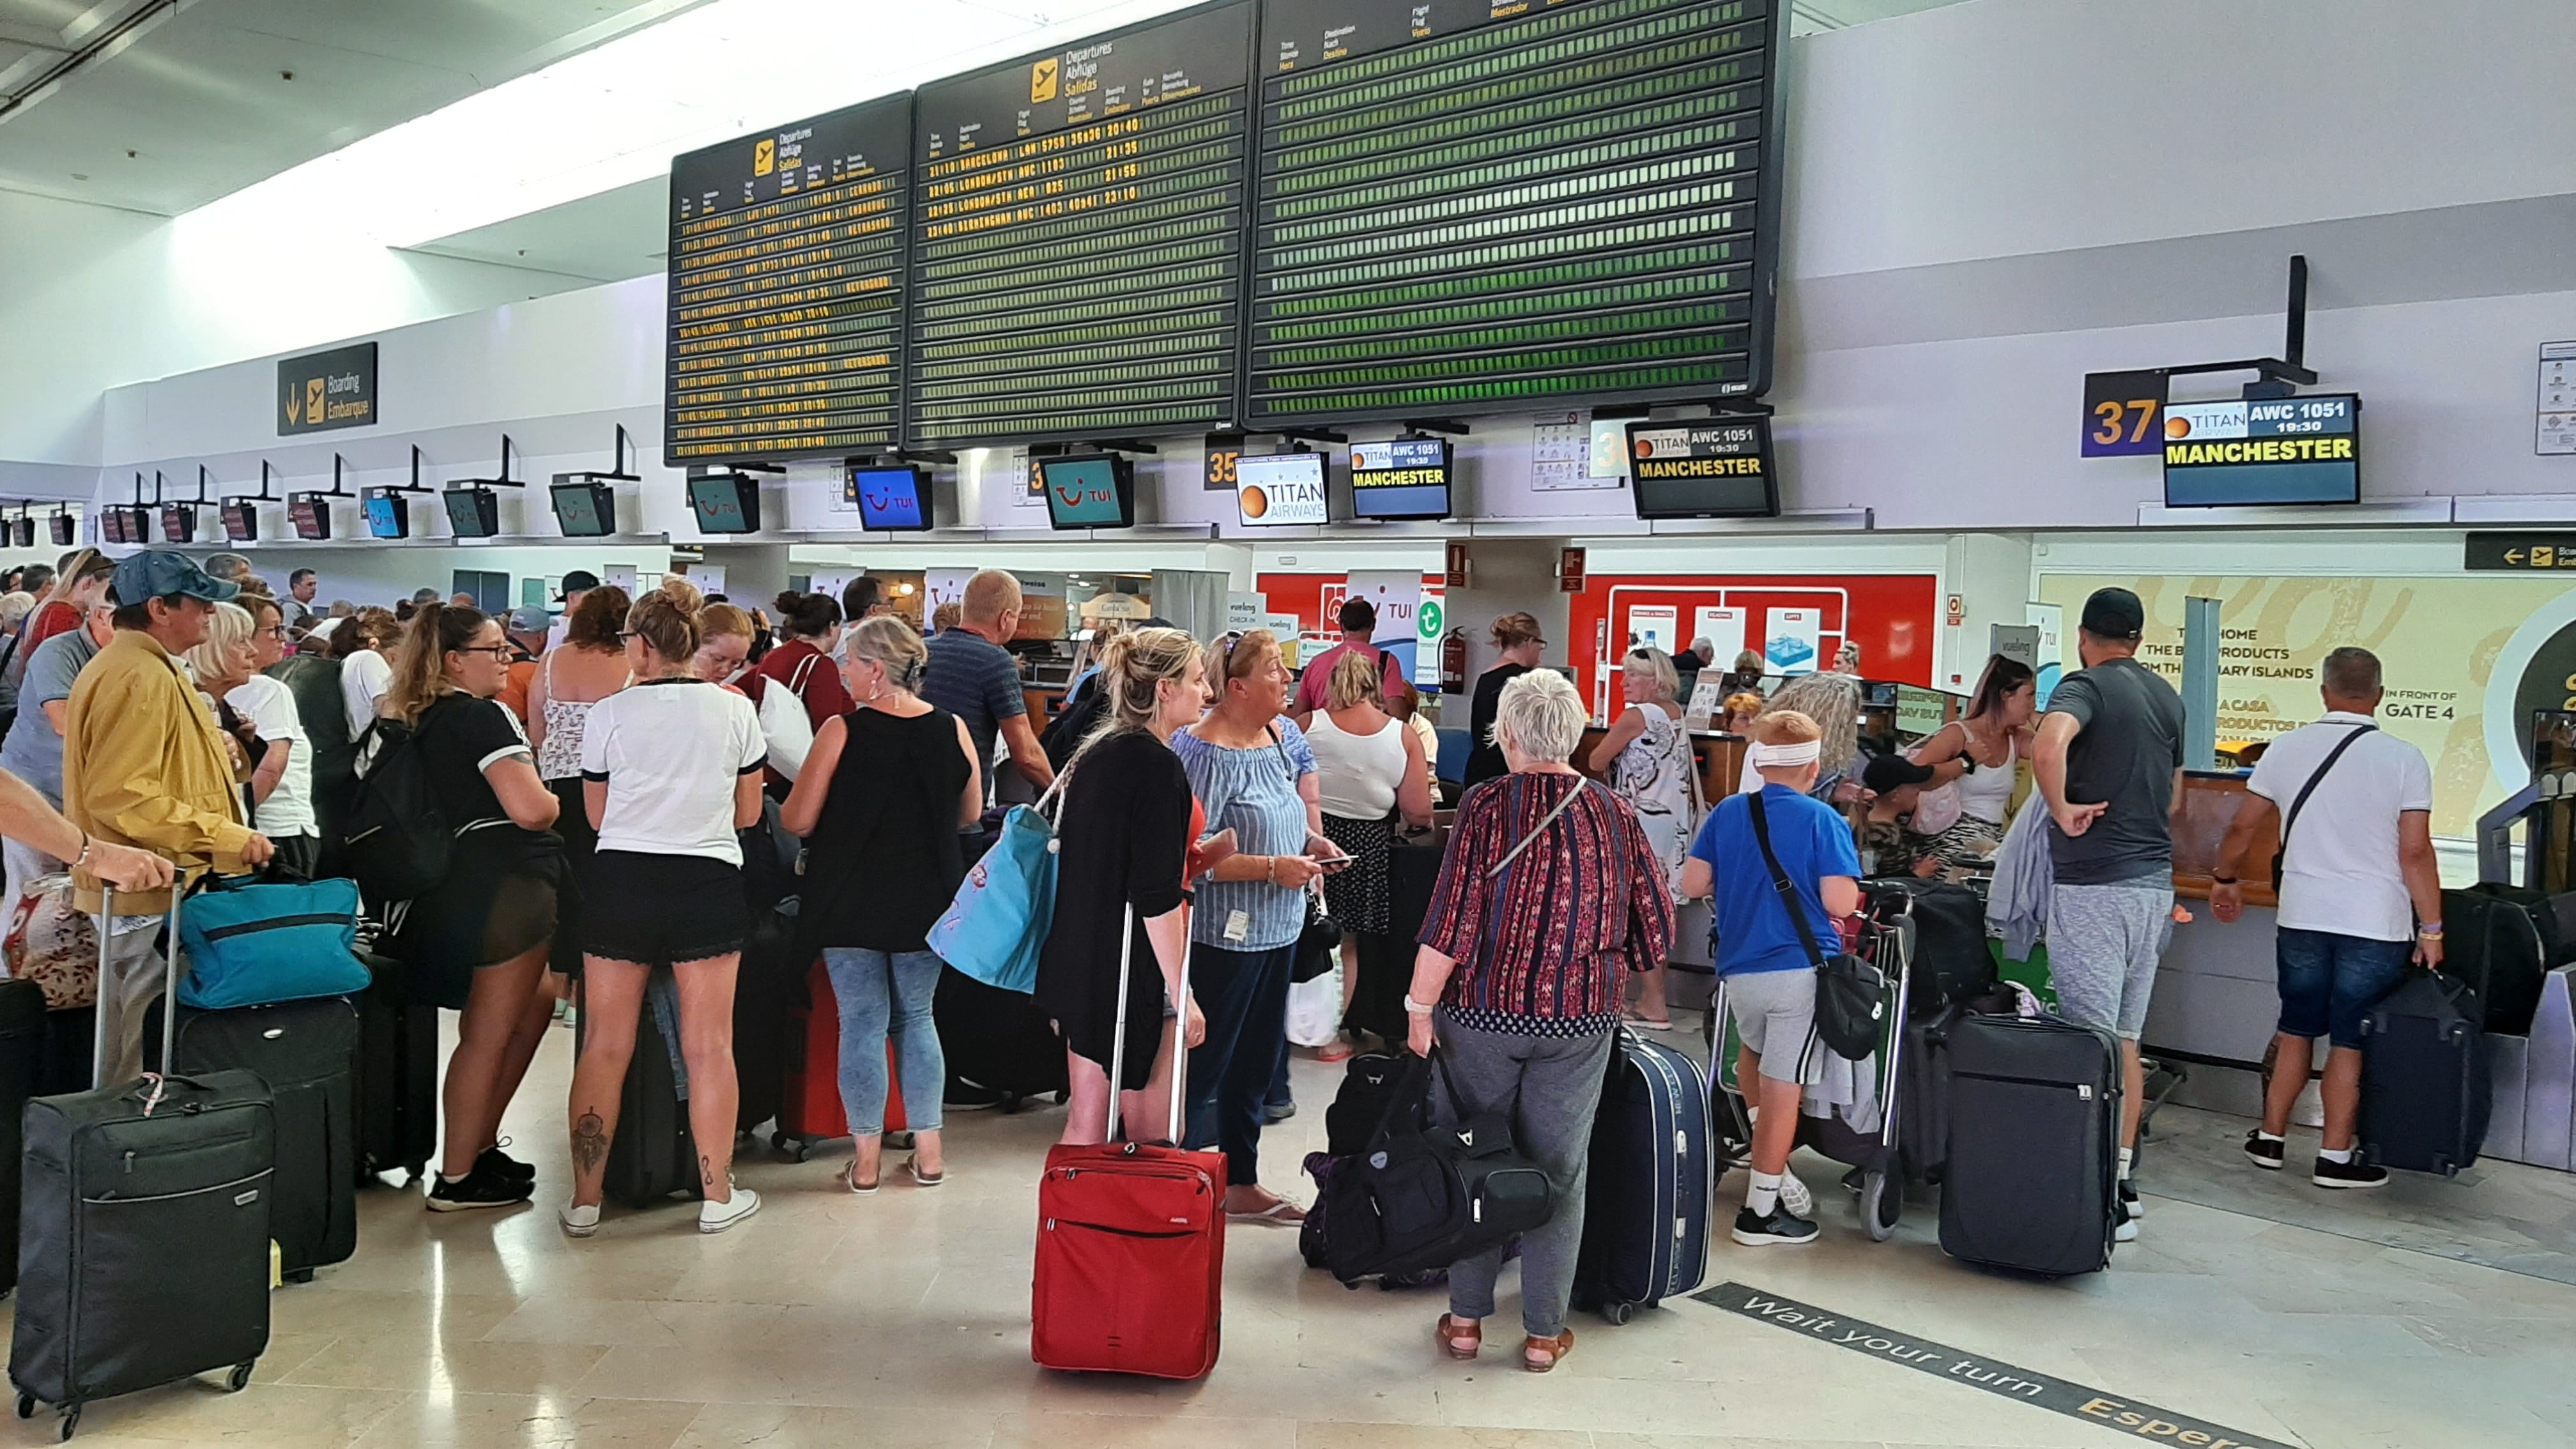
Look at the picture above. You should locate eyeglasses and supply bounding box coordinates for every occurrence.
[454,645,513,659]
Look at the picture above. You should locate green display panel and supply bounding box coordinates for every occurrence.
[907,1,1252,449]
[666,95,911,463]
[1248,0,1783,425]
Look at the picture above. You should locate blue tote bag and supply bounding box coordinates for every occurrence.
[176,870,372,1010]
[926,779,1067,995]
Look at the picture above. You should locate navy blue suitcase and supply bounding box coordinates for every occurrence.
[1573,1031,1713,1322]
[2359,970,2489,1176]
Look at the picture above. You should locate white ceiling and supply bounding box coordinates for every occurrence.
[0,0,710,214]
[1788,0,1976,32]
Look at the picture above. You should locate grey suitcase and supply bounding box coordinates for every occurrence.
[10,887,274,1439]
[1938,1012,2121,1276]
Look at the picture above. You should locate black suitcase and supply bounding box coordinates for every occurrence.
[1346,843,1445,1046]
[0,979,45,1298]
[1573,1031,1712,1322]
[11,890,274,1439]
[37,1006,94,1099]
[732,902,797,1135]
[1861,878,1995,1012]
[933,965,1068,1108]
[579,970,700,1208]
[2442,885,2561,1036]
[1938,1013,2121,1276]
[148,995,359,1280]
[2359,970,2489,1176]
[353,950,436,1183]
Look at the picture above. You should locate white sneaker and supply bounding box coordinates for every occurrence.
[1778,1172,1814,1219]
[558,1200,600,1238]
[699,1186,761,1234]
[2113,1197,2140,1243]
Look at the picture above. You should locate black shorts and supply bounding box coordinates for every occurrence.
[581,850,747,967]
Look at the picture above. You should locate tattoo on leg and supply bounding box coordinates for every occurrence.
[700,1153,719,1197]
[572,1111,608,1174]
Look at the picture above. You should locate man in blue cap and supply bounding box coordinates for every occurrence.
[63,550,275,1084]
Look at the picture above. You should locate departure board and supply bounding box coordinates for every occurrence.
[665,95,911,463]
[1247,0,1782,425]
[907,2,1252,450]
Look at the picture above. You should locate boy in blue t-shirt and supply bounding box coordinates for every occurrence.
[1682,709,1862,1246]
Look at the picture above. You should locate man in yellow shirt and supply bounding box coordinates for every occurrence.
[64,551,273,1084]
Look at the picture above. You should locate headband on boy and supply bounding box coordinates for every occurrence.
[1747,739,1823,768]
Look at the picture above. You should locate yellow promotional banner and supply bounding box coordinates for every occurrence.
[2037,572,2576,836]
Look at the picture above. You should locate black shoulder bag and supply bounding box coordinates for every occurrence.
[2271,723,2374,889]
[1268,724,1345,983]
[1747,790,1886,1061]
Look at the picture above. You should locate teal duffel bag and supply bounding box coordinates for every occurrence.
[176,869,371,1009]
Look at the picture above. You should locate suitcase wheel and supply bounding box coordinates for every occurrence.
[17,1392,32,1418]
[57,1406,77,1441]
[1598,1300,1635,1326]
[1860,1169,1901,1242]
[999,1094,1025,1114]
[227,1362,255,1393]
[284,1268,315,1285]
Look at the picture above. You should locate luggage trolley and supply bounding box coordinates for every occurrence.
[1706,898,1916,1241]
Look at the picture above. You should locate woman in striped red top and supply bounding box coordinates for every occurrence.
[1407,669,1673,1374]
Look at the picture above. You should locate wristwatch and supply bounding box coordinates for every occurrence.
[1402,995,1436,1016]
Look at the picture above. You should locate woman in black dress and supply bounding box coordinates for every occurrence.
[1036,625,1211,1146]
[379,604,566,1212]
[781,617,981,1192]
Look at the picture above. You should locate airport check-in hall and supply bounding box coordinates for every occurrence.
[0,0,2572,1446]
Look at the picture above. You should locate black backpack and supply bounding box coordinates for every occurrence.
[1315,1052,1553,1285]
[1039,673,1107,771]
[342,714,453,902]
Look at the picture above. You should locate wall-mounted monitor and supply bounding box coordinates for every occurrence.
[49,514,73,547]
[220,501,257,543]
[10,518,31,549]
[363,489,410,540]
[443,487,500,539]
[103,507,145,545]
[848,464,931,532]
[1234,451,1328,526]
[159,503,197,544]
[289,494,332,541]
[687,472,762,534]
[1349,438,1451,521]
[2162,394,2360,507]
[549,477,617,538]
[1627,417,1779,519]
[1039,455,1136,531]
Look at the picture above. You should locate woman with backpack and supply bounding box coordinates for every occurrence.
[376,603,566,1213]
[559,593,769,1236]
[779,617,980,1193]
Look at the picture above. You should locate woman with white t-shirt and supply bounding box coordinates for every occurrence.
[187,599,321,878]
[560,592,769,1238]
[330,606,397,739]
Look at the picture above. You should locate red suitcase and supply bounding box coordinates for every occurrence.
[777,958,904,1160]
[1031,915,1225,1379]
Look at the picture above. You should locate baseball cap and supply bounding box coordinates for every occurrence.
[505,604,552,633]
[109,550,241,609]
[556,570,601,601]
[1862,751,1938,795]
[2079,586,2146,640]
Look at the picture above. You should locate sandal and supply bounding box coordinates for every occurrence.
[905,1156,944,1188]
[841,1162,880,1196]
[1523,1330,1575,1374]
[1225,1197,1307,1225]
[1622,1008,1676,1031]
[1436,1315,1481,1361]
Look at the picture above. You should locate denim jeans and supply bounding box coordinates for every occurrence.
[2274,926,2412,1050]
[1184,941,1294,1186]
[822,947,946,1136]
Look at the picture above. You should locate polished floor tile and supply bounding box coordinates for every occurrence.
[3,1020,2572,1448]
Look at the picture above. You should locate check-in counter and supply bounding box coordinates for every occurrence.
[2141,772,2281,1106]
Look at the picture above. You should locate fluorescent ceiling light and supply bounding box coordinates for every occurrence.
[190,0,1209,248]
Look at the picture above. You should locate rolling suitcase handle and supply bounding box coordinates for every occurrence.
[1102,905,1192,1147]
[94,880,185,1104]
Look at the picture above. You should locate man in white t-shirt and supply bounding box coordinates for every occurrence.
[2209,647,2442,1190]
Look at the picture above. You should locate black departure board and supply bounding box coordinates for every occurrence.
[907,1,1252,450]
[665,95,911,463]
[1246,0,1782,425]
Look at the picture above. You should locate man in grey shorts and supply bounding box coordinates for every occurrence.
[2032,586,2185,1243]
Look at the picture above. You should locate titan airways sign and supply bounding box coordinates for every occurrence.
[2160,394,2361,508]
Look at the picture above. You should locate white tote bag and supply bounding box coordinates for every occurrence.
[755,655,819,782]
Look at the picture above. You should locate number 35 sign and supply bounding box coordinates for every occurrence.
[2082,369,2170,458]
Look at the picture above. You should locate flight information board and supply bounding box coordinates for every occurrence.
[1246,0,1782,425]
[907,1,1252,449]
[665,95,911,463]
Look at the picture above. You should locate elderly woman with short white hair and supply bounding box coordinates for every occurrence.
[1407,669,1673,1375]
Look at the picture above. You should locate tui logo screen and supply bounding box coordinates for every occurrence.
[1041,456,1132,528]
[848,464,930,531]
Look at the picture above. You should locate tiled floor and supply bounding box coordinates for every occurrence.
[6,1019,2574,1448]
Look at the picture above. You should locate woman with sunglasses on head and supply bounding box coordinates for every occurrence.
[560,592,769,1237]
[1172,628,1347,1226]
[781,617,981,1193]
[380,602,567,1212]
[187,599,321,880]
[10,549,112,689]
